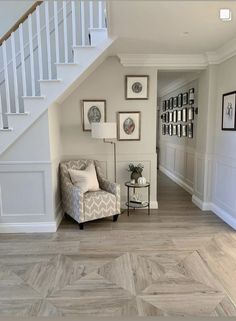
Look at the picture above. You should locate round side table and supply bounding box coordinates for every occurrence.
[125,182,150,216]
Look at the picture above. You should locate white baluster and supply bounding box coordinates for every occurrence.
[80,1,85,46]
[11,33,19,113]
[19,23,27,97]
[71,1,76,47]
[89,1,94,29]
[36,6,43,80]
[53,1,60,63]
[45,2,52,79]
[98,1,103,28]
[28,14,35,96]
[0,95,3,128]
[63,1,68,62]
[2,41,11,113]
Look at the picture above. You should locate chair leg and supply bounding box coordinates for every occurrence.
[79,223,84,230]
[113,214,119,222]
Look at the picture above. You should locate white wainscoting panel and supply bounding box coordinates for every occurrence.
[0,162,54,224]
[159,142,194,194]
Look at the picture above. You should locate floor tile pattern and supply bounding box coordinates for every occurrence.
[0,172,235,316]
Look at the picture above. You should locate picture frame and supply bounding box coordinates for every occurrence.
[182,108,187,122]
[162,124,166,135]
[173,110,177,123]
[177,124,182,137]
[183,92,188,105]
[169,97,174,110]
[169,111,173,123]
[162,100,166,112]
[166,112,169,123]
[169,124,173,136]
[188,123,193,138]
[178,93,183,107]
[173,96,178,108]
[117,111,141,141]
[166,124,169,135]
[125,75,149,100]
[188,107,194,121]
[173,125,177,136]
[189,88,195,105]
[222,91,236,130]
[177,110,182,122]
[182,124,187,137]
[82,100,106,131]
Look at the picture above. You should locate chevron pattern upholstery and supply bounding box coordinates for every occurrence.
[60,160,120,224]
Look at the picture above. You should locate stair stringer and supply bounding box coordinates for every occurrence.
[0,37,115,156]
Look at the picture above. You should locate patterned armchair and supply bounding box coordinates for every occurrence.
[60,160,120,229]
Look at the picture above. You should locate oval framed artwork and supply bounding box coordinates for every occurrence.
[117,111,141,141]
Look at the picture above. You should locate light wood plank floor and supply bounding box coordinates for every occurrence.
[0,172,236,317]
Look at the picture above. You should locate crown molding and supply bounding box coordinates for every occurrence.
[159,73,200,98]
[118,53,208,69]
[118,37,236,69]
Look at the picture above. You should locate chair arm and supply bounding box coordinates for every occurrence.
[100,179,121,214]
[61,181,84,222]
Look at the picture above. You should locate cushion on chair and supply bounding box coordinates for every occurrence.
[68,163,100,193]
[83,190,116,221]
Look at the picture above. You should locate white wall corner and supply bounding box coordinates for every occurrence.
[192,195,236,230]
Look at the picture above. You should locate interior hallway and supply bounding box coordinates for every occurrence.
[0,172,235,316]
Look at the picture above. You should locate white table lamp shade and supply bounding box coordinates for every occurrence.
[91,122,117,139]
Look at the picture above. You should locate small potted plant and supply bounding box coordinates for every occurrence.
[128,163,144,183]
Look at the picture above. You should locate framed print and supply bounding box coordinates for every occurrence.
[188,123,193,138]
[166,112,169,123]
[169,124,173,136]
[169,97,174,109]
[82,100,106,131]
[177,110,182,122]
[173,96,178,108]
[183,92,188,105]
[117,111,141,141]
[173,110,177,123]
[177,124,182,137]
[178,93,183,107]
[166,124,169,135]
[182,108,187,122]
[169,112,173,123]
[125,75,149,100]
[161,114,165,123]
[166,100,170,110]
[162,124,166,135]
[182,124,187,137]
[173,125,177,135]
[188,107,194,121]
[189,88,195,104]
[162,100,166,112]
[222,91,236,130]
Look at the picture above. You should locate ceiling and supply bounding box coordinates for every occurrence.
[109,1,236,54]
[157,71,200,96]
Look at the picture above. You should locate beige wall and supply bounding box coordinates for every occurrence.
[59,56,158,207]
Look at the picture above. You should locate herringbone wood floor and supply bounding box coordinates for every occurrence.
[0,172,236,316]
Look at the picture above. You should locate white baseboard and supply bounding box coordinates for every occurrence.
[0,203,64,234]
[192,195,211,210]
[159,165,193,195]
[0,221,58,233]
[192,194,236,230]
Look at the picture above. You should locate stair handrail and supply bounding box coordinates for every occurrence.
[0,1,43,46]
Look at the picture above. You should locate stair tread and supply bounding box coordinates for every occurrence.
[6,112,29,116]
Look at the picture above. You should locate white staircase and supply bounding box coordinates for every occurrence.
[0,1,113,155]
